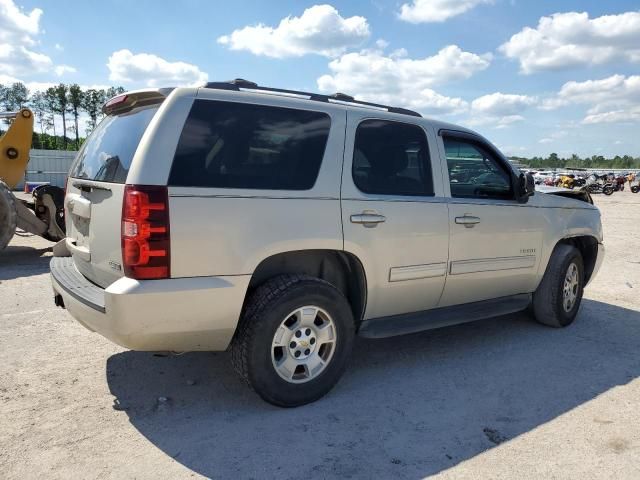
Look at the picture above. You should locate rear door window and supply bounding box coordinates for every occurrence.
[169,100,331,190]
[70,104,160,183]
[352,119,434,196]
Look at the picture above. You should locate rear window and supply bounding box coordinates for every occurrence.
[70,104,160,183]
[168,100,331,190]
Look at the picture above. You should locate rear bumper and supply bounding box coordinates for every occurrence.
[51,257,251,351]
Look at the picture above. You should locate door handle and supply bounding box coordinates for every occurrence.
[351,212,386,228]
[455,215,481,228]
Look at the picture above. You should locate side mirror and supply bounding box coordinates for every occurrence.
[516,172,535,203]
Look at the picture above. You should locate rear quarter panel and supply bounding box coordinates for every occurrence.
[167,92,347,277]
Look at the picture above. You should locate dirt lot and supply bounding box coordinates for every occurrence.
[1,191,639,479]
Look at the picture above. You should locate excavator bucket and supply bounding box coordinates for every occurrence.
[0,109,34,189]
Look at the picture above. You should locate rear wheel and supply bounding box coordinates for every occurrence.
[532,244,584,328]
[632,185,640,194]
[0,181,17,251]
[231,274,355,407]
[603,185,614,195]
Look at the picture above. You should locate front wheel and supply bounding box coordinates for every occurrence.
[532,244,584,328]
[0,181,18,251]
[231,274,355,407]
[632,185,640,194]
[603,185,614,195]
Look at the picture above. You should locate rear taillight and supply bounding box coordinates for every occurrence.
[121,185,170,280]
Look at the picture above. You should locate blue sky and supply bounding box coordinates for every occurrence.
[2,0,639,157]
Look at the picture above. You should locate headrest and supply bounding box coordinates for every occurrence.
[366,145,408,177]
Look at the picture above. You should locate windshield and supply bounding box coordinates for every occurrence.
[70,104,160,183]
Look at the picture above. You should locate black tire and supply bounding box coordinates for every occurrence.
[231,274,355,407]
[532,244,584,328]
[632,185,639,194]
[0,181,17,251]
[603,185,614,195]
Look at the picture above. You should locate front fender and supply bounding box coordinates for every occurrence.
[533,203,603,289]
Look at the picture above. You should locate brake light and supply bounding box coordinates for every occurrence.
[121,185,170,279]
[105,94,127,108]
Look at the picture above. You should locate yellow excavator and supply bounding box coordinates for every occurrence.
[0,108,66,250]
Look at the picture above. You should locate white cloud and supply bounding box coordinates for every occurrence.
[399,0,493,23]
[23,80,57,92]
[0,73,54,93]
[471,92,537,116]
[541,74,640,125]
[467,92,536,127]
[467,114,525,129]
[0,73,111,96]
[0,43,52,75]
[583,109,640,125]
[0,0,42,44]
[538,130,568,144]
[498,145,527,156]
[217,4,370,58]
[544,75,640,110]
[0,73,19,84]
[54,43,63,51]
[317,45,490,114]
[500,11,640,74]
[107,49,208,87]
[0,0,55,76]
[375,39,389,49]
[54,64,76,76]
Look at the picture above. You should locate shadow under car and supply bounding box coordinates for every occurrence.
[106,299,640,479]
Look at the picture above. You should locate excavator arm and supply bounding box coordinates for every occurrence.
[0,108,66,250]
[0,109,34,189]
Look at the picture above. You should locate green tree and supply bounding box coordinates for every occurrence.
[43,114,55,149]
[82,89,106,133]
[105,86,126,99]
[516,153,640,170]
[44,87,59,149]
[68,84,84,148]
[6,82,29,110]
[1,82,29,126]
[0,83,7,109]
[29,92,48,148]
[9,82,29,110]
[0,83,8,126]
[52,84,70,149]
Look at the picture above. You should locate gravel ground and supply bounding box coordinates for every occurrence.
[1,191,639,479]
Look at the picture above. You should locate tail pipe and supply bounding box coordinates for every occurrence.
[54,294,65,309]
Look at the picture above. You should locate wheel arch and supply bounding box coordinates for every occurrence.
[247,249,368,325]
[556,235,599,284]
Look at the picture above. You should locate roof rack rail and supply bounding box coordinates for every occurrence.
[203,79,422,118]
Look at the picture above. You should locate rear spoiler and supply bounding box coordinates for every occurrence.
[102,88,174,115]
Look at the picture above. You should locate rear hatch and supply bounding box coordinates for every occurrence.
[65,91,166,288]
